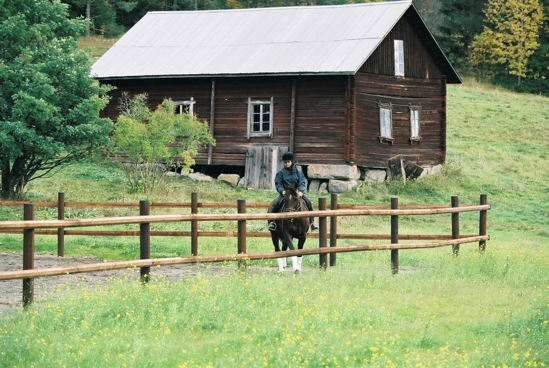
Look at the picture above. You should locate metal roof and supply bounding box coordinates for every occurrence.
[91,1,460,83]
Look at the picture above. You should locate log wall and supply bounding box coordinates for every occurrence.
[99,15,448,170]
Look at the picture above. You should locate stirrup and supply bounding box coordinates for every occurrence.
[268,221,277,231]
[310,223,318,231]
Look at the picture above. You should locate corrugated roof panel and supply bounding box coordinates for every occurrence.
[91,1,415,78]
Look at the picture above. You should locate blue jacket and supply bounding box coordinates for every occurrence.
[274,165,306,194]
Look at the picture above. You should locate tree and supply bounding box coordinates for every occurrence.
[413,0,445,35]
[438,0,487,74]
[111,93,215,198]
[471,0,544,84]
[0,0,113,199]
[513,0,549,95]
[64,0,129,37]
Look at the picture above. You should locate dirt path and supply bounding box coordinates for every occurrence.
[0,252,300,316]
[1,252,416,316]
[0,252,236,316]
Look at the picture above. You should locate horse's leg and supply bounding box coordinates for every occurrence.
[280,232,299,273]
[277,240,288,271]
[278,241,287,271]
[271,230,285,272]
[295,235,307,272]
[286,237,299,273]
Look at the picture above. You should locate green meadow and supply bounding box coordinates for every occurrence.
[0,80,548,367]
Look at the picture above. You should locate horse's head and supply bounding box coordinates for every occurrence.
[282,184,302,212]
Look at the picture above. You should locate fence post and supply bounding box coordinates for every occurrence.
[479,194,487,252]
[140,200,151,282]
[237,199,247,270]
[318,198,327,269]
[329,193,338,267]
[57,192,65,257]
[191,192,198,256]
[391,197,399,274]
[452,196,460,256]
[23,204,35,308]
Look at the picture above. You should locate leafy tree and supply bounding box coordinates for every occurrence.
[111,93,215,197]
[513,0,549,95]
[471,0,544,84]
[0,0,113,199]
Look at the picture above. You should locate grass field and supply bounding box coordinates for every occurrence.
[0,80,548,367]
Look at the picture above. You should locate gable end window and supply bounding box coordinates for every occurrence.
[247,97,273,139]
[378,102,393,143]
[394,40,404,77]
[409,106,421,142]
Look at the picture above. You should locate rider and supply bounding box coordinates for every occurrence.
[268,151,318,231]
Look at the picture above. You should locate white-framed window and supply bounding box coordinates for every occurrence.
[379,103,393,142]
[173,97,195,115]
[394,40,404,77]
[409,106,421,141]
[247,97,273,139]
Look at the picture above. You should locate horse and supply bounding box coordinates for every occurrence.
[268,184,310,272]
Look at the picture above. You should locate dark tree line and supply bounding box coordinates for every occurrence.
[64,0,549,95]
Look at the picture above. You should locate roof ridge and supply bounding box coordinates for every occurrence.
[147,1,413,15]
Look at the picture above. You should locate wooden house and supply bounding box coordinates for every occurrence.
[91,0,461,183]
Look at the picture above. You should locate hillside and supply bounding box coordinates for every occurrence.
[0,42,548,368]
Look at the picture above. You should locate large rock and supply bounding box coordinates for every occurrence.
[420,164,443,177]
[308,179,321,194]
[329,179,358,193]
[218,174,240,187]
[188,172,214,183]
[364,169,386,184]
[308,164,360,180]
[318,181,329,194]
[238,176,249,188]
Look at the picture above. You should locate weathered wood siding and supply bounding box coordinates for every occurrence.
[100,75,348,167]
[293,76,347,165]
[353,16,447,168]
[100,14,448,170]
[359,17,444,79]
[242,145,288,190]
[100,78,213,121]
[206,77,293,165]
[353,74,446,168]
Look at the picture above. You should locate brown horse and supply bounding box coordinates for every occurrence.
[268,184,310,272]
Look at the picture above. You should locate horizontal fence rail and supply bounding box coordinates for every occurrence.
[0,236,488,281]
[0,193,490,307]
[0,205,490,229]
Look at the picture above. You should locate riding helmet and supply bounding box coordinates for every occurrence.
[282,151,294,161]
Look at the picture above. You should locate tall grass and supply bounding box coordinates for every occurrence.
[1,81,548,367]
[0,254,547,367]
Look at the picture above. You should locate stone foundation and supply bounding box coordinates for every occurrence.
[181,163,444,194]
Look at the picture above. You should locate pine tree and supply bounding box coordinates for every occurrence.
[438,0,487,73]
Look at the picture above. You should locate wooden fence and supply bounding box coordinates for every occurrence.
[0,193,490,307]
